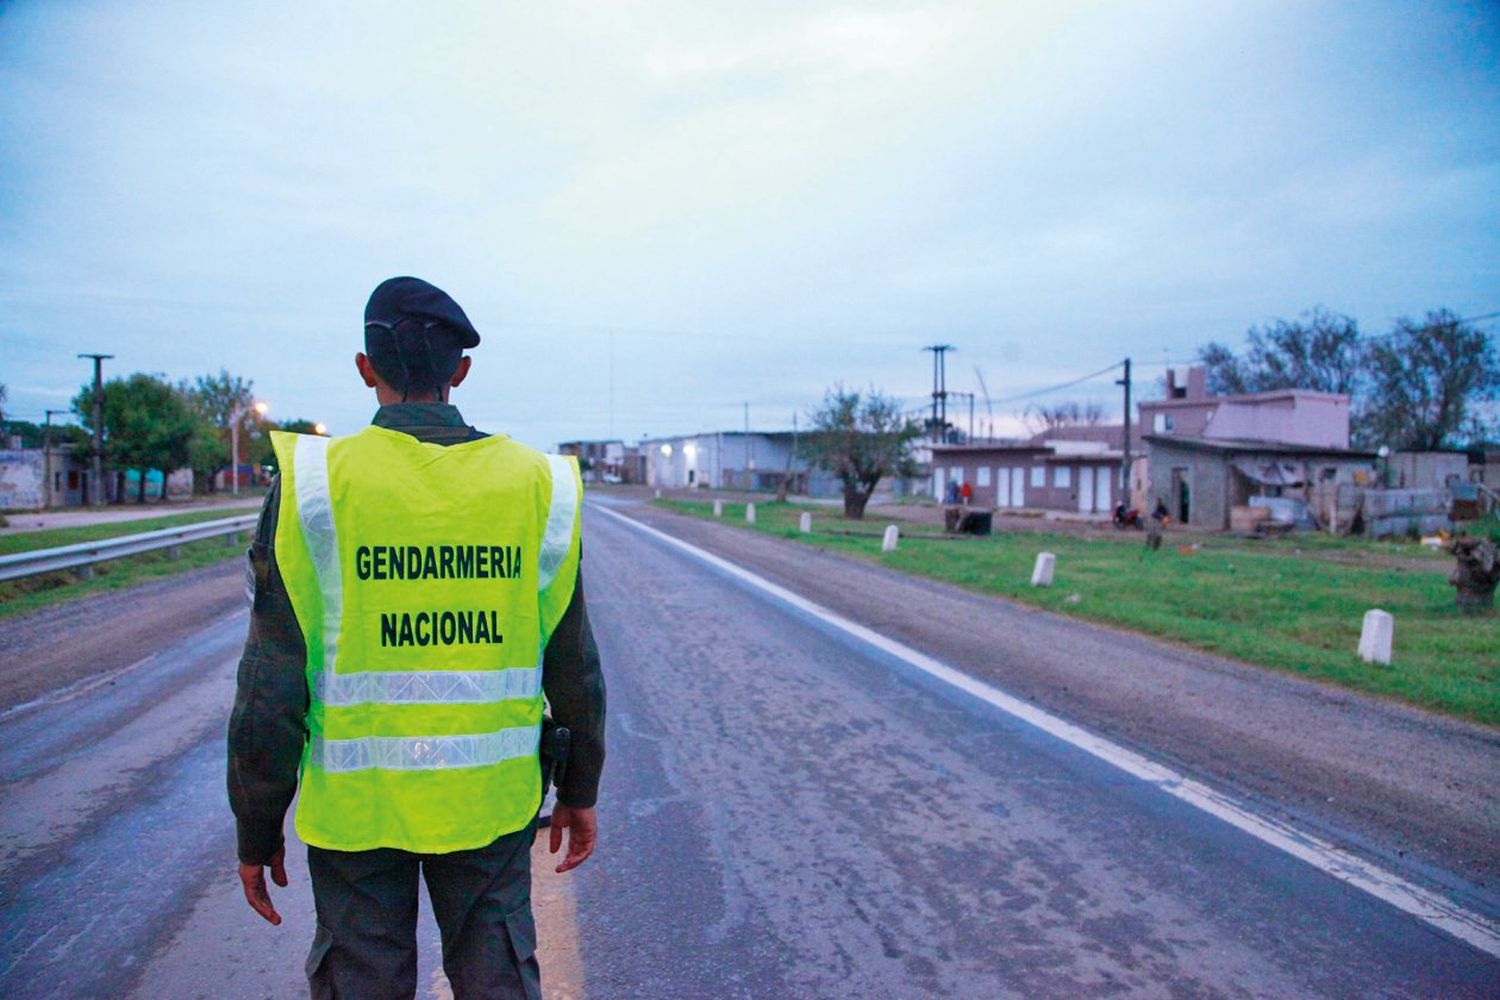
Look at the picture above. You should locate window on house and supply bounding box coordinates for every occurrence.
[1153,413,1175,433]
[976,467,990,487]
[67,469,79,489]
[1054,466,1071,488]
[1030,466,1045,487]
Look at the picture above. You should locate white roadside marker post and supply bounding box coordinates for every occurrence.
[713,500,723,517]
[799,511,811,533]
[882,525,899,552]
[1358,609,1394,665]
[1031,552,1056,587]
[654,489,661,499]
[746,502,756,524]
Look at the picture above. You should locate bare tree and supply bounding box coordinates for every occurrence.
[1023,400,1108,432]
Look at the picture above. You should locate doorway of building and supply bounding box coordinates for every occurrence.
[1171,468,1191,524]
[1078,467,1093,513]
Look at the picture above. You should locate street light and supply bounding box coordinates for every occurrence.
[230,400,269,496]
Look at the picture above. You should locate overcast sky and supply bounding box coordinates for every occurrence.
[2,0,1497,448]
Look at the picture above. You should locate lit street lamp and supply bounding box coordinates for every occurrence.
[230,400,269,496]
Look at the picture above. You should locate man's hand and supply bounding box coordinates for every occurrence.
[549,805,597,873]
[238,846,288,925]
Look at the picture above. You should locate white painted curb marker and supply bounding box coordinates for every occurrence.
[882,525,899,552]
[799,511,811,533]
[713,500,723,517]
[591,503,1500,959]
[1358,609,1394,665]
[1031,552,1055,587]
[745,502,756,524]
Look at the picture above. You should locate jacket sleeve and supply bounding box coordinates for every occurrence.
[542,564,606,809]
[226,478,310,865]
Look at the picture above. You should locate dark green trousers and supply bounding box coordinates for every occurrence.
[305,823,540,1000]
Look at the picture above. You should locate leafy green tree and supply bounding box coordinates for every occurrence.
[73,373,198,502]
[0,418,88,450]
[179,370,261,492]
[1358,310,1499,450]
[802,385,921,519]
[1198,308,1364,396]
[190,369,255,430]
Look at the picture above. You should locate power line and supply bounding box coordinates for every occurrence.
[987,361,1123,406]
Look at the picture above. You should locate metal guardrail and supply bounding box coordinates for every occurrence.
[0,514,259,583]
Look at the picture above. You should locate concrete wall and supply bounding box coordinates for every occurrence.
[1144,441,1232,529]
[1204,394,1349,449]
[0,449,89,508]
[1389,451,1468,490]
[1139,400,1217,438]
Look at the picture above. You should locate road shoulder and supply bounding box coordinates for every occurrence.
[0,559,246,711]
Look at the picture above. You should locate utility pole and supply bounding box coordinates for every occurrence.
[1116,357,1132,504]
[77,353,112,506]
[743,401,751,490]
[791,411,799,494]
[922,344,954,442]
[43,409,67,508]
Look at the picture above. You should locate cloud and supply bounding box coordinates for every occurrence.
[1,1,1496,447]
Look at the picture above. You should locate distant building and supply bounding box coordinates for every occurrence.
[0,445,91,508]
[1138,366,1374,530]
[1138,367,1350,449]
[640,431,832,493]
[556,439,630,483]
[930,424,1140,515]
[1143,436,1377,530]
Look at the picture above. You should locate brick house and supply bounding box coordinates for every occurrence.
[930,424,1138,515]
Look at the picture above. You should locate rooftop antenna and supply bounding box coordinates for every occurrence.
[974,365,994,442]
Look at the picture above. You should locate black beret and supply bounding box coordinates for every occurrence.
[364,276,480,348]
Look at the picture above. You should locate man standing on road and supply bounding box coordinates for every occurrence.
[228,276,606,998]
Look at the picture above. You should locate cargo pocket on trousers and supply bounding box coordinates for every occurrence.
[305,922,335,998]
[503,901,542,1000]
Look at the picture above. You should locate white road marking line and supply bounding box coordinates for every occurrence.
[593,503,1500,959]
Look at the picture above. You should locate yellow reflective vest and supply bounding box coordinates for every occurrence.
[270,425,582,853]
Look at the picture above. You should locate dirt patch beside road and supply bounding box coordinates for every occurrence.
[0,559,246,711]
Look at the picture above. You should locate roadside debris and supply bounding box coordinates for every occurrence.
[1448,536,1499,613]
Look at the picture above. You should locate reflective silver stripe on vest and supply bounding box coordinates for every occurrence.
[538,455,578,591]
[311,723,541,773]
[313,663,542,706]
[293,435,342,677]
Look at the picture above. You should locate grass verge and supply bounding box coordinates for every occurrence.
[0,509,255,618]
[656,499,1498,726]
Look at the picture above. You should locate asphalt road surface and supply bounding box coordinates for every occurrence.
[1,497,1496,998]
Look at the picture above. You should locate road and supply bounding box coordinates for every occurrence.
[1,496,1496,997]
[0,497,264,535]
